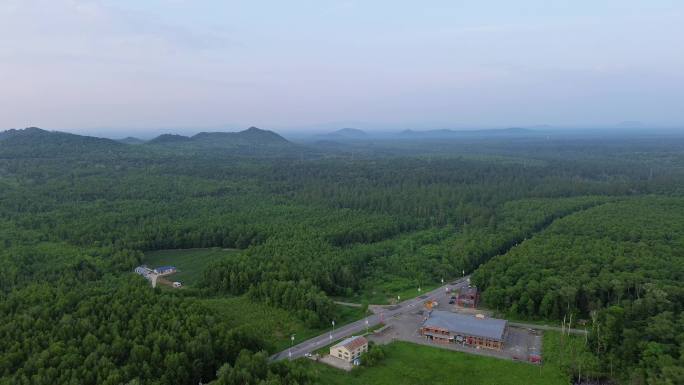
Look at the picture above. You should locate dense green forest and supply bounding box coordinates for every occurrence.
[1,127,684,384]
[473,197,684,384]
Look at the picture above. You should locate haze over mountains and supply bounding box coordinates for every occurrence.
[318,128,368,140]
[3,125,684,161]
[0,125,544,150]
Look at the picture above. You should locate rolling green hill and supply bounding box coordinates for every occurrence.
[0,127,127,158]
[146,126,296,153]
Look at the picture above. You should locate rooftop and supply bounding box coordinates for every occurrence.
[422,311,507,341]
[332,335,368,351]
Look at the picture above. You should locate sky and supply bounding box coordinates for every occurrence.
[1,0,683,135]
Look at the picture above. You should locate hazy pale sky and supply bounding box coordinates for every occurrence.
[1,0,683,133]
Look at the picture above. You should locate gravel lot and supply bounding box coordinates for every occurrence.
[368,309,543,363]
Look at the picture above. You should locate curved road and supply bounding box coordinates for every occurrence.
[271,277,471,361]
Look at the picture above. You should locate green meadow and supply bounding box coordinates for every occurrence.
[204,296,366,352]
[144,247,240,286]
[311,333,581,385]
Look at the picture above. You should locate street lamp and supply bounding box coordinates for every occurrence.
[365,319,369,335]
[329,320,335,340]
[289,334,295,358]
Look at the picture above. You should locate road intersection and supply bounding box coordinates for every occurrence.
[270,276,471,361]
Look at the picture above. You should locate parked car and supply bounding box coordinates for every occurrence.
[304,352,312,358]
[448,300,455,304]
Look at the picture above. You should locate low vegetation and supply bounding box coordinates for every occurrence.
[204,296,365,352]
[313,340,570,385]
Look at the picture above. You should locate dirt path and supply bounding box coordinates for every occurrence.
[508,321,588,335]
[333,301,362,308]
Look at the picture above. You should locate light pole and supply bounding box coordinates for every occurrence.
[289,334,295,358]
[365,319,369,335]
[330,320,335,340]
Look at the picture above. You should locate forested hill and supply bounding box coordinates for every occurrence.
[0,127,127,158]
[147,133,192,145]
[318,128,368,140]
[147,127,294,150]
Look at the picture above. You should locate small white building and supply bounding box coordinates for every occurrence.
[330,336,368,363]
[133,266,159,288]
[154,266,177,275]
[134,266,154,276]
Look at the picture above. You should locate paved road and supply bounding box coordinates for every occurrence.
[270,277,471,361]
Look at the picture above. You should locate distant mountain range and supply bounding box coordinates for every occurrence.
[0,126,296,158]
[329,128,367,138]
[398,127,535,138]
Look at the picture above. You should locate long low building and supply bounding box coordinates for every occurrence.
[420,310,507,350]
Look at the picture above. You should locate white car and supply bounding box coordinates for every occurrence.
[304,352,312,358]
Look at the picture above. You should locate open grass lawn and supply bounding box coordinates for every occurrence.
[143,247,239,286]
[341,277,442,305]
[203,296,367,353]
[312,339,572,385]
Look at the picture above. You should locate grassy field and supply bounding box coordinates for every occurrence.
[340,277,442,305]
[204,296,367,353]
[144,247,239,286]
[311,337,575,385]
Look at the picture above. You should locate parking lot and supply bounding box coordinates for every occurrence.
[368,308,543,363]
